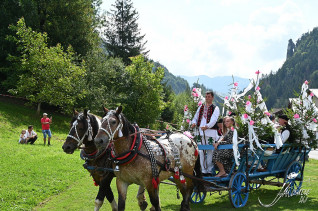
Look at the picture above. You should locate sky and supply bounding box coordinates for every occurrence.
[101,0,318,79]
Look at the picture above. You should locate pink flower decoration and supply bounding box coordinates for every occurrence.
[228,111,232,115]
[248,95,251,99]
[231,127,235,131]
[246,101,251,106]
[255,70,260,74]
[192,88,197,92]
[294,114,300,119]
[183,131,193,139]
[305,80,309,85]
[166,124,170,129]
[234,82,238,87]
[225,96,229,100]
[310,92,314,97]
[256,86,260,91]
[264,112,271,116]
[249,120,255,125]
[198,101,202,106]
[231,98,235,102]
[184,105,188,111]
[243,113,249,119]
[194,93,199,97]
[186,119,190,123]
[313,118,317,123]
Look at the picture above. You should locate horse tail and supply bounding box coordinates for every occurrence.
[193,154,204,191]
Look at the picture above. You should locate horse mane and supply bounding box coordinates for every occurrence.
[116,112,135,137]
[88,114,100,139]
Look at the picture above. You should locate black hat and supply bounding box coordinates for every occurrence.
[217,118,223,123]
[278,114,289,121]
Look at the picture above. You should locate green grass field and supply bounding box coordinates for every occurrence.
[0,98,318,210]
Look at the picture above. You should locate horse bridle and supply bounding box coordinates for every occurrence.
[99,114,123,142]
[67,114,93,147]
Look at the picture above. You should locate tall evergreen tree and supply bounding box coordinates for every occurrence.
[103,0,148,65]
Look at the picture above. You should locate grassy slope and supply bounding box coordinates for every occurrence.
[0,99,317,210]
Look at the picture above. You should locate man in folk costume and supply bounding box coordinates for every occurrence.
[191,91,220,176]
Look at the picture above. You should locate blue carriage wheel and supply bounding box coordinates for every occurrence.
[284,161,303,197]
[190,190,206,203]
[228,172,249,208]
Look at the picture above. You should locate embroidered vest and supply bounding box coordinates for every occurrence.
[196,104,218,129]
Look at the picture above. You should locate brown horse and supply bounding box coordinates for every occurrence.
[62,109,148,211]
[94,106,199,211]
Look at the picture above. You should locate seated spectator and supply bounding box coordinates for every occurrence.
[212,116,235,177]
[278,114,293,143]
[19,129,27,144]
[26,125,38,144]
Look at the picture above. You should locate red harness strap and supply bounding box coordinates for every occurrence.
[110,127,143,165]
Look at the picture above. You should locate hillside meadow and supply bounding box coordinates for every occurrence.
[0,98,318,210]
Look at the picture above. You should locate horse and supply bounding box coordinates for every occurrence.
[62,109,148,211]
[94,106,200,211]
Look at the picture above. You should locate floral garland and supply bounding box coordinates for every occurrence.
[284,80,318,148]
[223,71,283,165]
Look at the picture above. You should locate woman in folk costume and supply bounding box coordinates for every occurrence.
[191,91,220,176]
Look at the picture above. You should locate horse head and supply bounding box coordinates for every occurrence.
[62,109,98,154]
[94,106,131,150]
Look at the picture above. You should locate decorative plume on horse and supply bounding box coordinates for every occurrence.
[94,106,200,211]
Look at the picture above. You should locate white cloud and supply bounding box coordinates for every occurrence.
[101,0,316,79]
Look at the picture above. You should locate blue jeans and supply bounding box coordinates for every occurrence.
[42,129,52,138]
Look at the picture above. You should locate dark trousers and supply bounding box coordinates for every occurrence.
[27,136,38,144]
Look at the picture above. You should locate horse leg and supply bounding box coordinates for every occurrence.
[116,179,129,211]
[137,185,148,211]
[176,178,193,211]
[95,173,117,211]
[146,185,161,211]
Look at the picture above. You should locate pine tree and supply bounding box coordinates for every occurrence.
[103,0,148,65]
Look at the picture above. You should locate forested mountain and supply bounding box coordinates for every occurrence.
[261,27,318,109]
[153,62,190,94]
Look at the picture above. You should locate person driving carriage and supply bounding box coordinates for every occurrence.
[212,116,235,177]
[191,91,220,177]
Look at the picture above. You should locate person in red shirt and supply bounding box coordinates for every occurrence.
[41,113,52,146]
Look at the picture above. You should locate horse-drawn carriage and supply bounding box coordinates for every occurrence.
[62,78,316,210]
[189,143,310,208]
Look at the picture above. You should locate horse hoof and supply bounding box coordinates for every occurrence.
[139,201,148,210]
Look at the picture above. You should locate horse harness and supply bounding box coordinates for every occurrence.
[67,113,94,147]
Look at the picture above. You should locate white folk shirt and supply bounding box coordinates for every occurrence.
[191,104,220,138]
[281,130,290,144]
[26,130,37,138]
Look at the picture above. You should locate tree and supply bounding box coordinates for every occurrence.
[80,47,127,114]
[0,0,101,92]
[103,0,148,65]
[123,55,164,126]
[9,18,86,113]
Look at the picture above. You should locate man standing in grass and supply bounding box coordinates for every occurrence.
[41,113,52,146]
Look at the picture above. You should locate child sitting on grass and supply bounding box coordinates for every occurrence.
[19,129,27,144]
